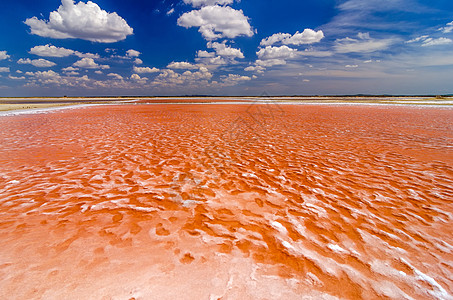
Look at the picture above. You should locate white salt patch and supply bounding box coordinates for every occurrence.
[281,240,296,252]
[400,258,452,299]
[270,221,287,234]
[181,200,202,207]
[327,244,348,254]
[242,172,258,179]
[372,280,414,299]
[413,268,451,299]
[80,204,90,213]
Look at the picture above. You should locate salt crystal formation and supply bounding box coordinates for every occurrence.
[0,103,452,299]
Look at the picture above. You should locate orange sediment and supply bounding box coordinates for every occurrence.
[0,104,452,299]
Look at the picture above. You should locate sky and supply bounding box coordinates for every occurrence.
[0,0,452,96]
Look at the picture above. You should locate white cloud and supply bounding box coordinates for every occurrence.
[183,0,234,7]
[422,37,453,47]
[0,67,10,72]
[126,49,141,57]
[75,52,100,59]
[195,54,227,67]
[261,29,324,46]
[107,73,123,80]
[133,66,160,73]
[177,5,253,40]
[167,8,175,16]
[220,74,252,86]
[66,71,80,76]
[406,35,429,43]
[130,74,148,83]
[73,58,109,69]
[345,64,359,68]
[407,35,453,47]
[197,50,215,58]
[439,21,453,33]
[134,58,143,65]
[24,0,133,43]
[257,45,298,60]
[244,65,265,73]
[255,59,287,67]
[9,75,25,80]
[222,74,251,81]
[17,58,56,67]
[0,51,10,60]
[29,44,100,59]
[167,61,199,69]
[334,33,394,53]
[299,48,333,57]
[246,45,298,72]
[62,66,79,72]
[153,67,212,86]
[29,44,74,57]
[207,41,244,58]
[94,70,103,74]
[26,70,61,84]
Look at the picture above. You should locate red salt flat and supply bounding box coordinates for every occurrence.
[0,103,452,299]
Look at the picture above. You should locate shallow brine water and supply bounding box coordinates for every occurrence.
[0,104,452,299]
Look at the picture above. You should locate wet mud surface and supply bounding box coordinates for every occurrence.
[0,104,452,299]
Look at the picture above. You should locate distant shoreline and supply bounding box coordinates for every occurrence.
[0,96,452,114]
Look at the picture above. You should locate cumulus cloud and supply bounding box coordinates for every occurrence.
[126,49,141,57]
[0,51,10,60]
[177,5,253,40]
[134,58,143,65]
[260,29,324,46]
[195,53,227,67]
[9,75,25,80]
[183,0,234,7]
[245,45,298,72]
[29,44,99,59]
[17,58,56,67]
[24,0,133,43]
[197,50,215,58]
[334,33,394,53]
[220,73,252,86]
[345,64,359,68]
[207,41,244,58]
[244,65,265,73]
[29,44,74,57]
[73,57,109,69]
[255,59,286,67]
[62,66,79,72]
[257,45,298,60]
[154,67,212,86]
[107,73,123,80]
[167,61,199,69]
[0,67,10,72]
[133,66,160,73]
[24,69,92,87]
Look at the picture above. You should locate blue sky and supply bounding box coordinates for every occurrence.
[0,0,452,96]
